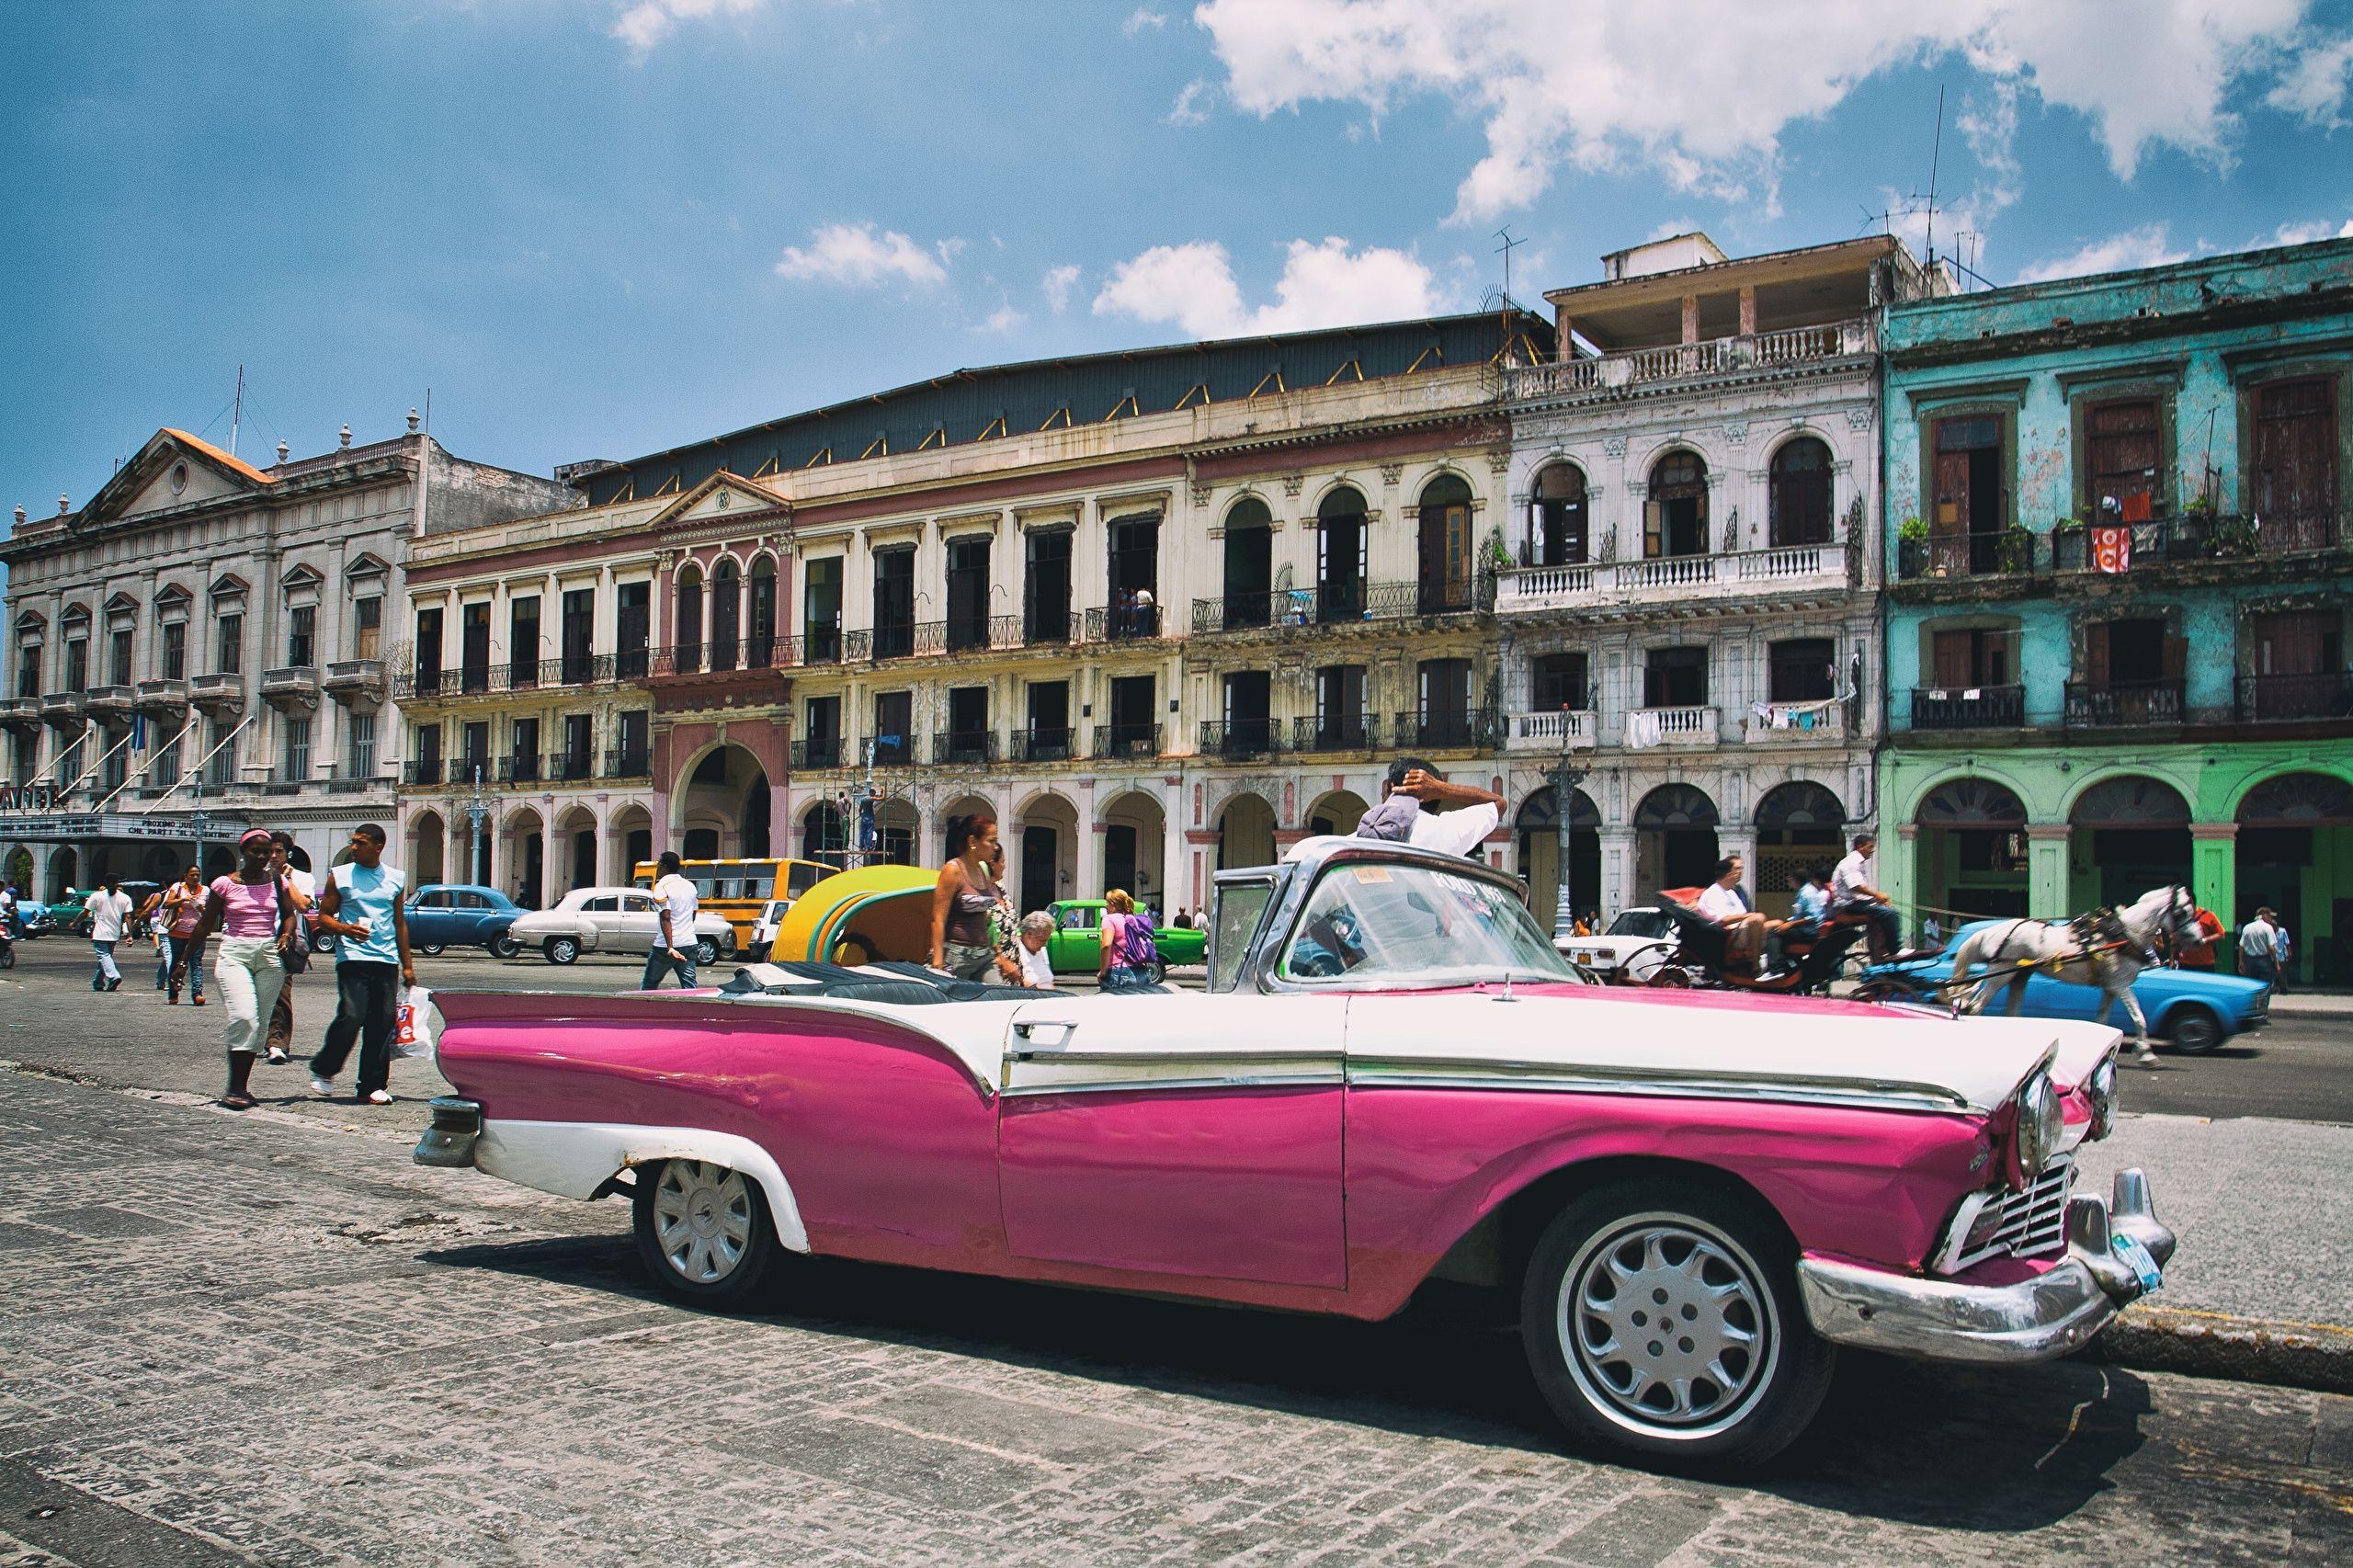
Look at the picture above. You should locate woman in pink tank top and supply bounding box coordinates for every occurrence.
[184,829,295,1108]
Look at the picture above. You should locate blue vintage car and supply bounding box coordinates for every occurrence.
[1865,919,2270,1053]
[401,883,526,959]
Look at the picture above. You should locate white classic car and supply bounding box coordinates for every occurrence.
[505,885,740,966]
[1558,905,1678,982]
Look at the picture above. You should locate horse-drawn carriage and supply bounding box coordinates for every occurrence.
[1608,891,1895,999]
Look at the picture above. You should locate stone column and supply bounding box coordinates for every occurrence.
[1890,824,1921,926]
[1597,825,1636,918]
[1075,813,1103,903]
[2026,823,2071,919]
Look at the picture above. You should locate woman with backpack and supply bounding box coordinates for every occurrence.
[1097,888,1158,992]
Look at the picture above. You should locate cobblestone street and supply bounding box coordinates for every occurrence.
[2,946,2350,1564]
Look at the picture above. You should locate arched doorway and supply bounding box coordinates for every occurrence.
[1012,792,1073,912]
[2069,777,2190,910]
[1530,462,1588,565]
[1634,783,1718,896]
[608,804,653,884]
[679,743,769,859]
[1416,473,1475,613]
[506,805,547,908]
[801,801,848,868]
[1768,437,1835,547]
[1216,791,1278,871]
[1755,781,1846,918]
[1304,789,1369,837]
[1315,487,1369,620]
[1646,450,1709,558]
[1916,778,2029,919]
[556,805,598,897]
[2235,771,2353,985]
[3,846,30,896]
[1516,785,1599,931]
[1099,790,1167,915]
[44,846,75,899]
[874,795,917,866]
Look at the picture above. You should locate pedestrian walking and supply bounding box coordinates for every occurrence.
[162,866,209,1005]
[138,883,172,989]
[262,831,315,1064]
[2274,918,2294,993]
[2238,907,2279,986]
[306,825,414,1106]
[927,813,1020,983]
[1097,888,1158,992]
[642,851,701,990]
[184,829,299,1110]
[84,876,133,991]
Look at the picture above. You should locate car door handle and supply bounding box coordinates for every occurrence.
[1012,1019,1078,1048]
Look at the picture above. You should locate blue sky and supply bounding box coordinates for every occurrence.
[4,0,2351,518]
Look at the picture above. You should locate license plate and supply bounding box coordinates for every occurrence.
[2111,1233,2164,1293]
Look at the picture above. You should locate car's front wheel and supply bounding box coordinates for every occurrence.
[416,942,446,958]
[487,932,520,960]
[693,937,721,966]
[632,1158,777,1309]
[2166,1003,2225,1054]
[544,936,579,965]
[1521,1176,1834,1471]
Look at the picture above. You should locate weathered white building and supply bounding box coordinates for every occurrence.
[1496,233,1943,923]
[0,421,573,894]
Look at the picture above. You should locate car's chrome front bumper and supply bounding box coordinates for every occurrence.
[413,1096,483,1168]
[1797,1167,2174,1364]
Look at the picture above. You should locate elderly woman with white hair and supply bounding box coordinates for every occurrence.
[1014,910,1057,990]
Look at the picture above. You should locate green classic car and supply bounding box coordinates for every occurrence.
[1042,900,1208,979]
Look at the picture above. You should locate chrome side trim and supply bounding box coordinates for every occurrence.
[997,1071,1345,1097]
[1346,1056,1976,1115]
[1010,1047,1343,1066]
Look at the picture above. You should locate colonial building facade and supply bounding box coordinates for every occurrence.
[0,420,573,894]
[1495,233,1940,924]
[393,312,1548,916]
[1880,237,2353,983]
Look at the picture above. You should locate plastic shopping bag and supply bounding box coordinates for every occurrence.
[392,987,425,1058]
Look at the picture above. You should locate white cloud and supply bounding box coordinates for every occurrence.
[1041,263,1083,312]
[980,299,1027,334]
[2015,223,2191,283]
[773,222,950,287]
[2268,34,2353,126]
[1093,236,1442,339]
[2266,213,2353,245]
[1644,216,1698,243]
[1168,78,1216,125]
[611,0,764,58]
[1192,0,2323,222]
[935,236,970,267]
[1124,7,1168,35]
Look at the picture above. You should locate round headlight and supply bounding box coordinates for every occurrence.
[2086,1055,2119,1142]
[2014,1070,2063,1180]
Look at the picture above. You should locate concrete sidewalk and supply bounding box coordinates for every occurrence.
[2077,1111,2353,1392]
[2268,990,2353,1017]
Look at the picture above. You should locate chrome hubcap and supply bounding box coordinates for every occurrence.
[652,1161,753,1283]
[1560,1218,1774,1434]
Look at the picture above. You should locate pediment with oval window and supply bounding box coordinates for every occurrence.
[648,470,791,530]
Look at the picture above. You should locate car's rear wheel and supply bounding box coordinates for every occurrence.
[1521,1176,1834,1471]
[2166,1003,2224,1054]
[417,942,446,958]
[309,930,339,955]
[544,936,579,965]
[692,937,721,966]
[632,1158,776,1309]
[488,933,520,960]
[1140,960,1166,985]
[1645,965,1695,989]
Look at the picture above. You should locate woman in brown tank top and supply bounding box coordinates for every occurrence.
[929,812,1019,983]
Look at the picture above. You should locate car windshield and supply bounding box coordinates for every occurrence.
[1281,862,1583,986]
[1608,909,1674,939]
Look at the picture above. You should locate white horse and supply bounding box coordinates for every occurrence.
[1948,886,2205,1064]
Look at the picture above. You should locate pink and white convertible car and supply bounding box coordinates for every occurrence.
[414,836,2172,1468]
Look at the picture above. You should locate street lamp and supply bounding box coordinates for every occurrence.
[466,764,490,885]
[1540,734,1587,944]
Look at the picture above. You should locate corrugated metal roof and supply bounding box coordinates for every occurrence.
[580,310,1552,506]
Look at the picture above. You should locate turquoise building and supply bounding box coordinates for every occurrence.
[1879,238,2353,983]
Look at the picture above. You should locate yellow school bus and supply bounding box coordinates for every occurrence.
[631,857,836,949]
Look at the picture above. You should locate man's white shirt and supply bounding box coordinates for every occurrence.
[85,890,133,943]
[1695,881,1747,923]
[653,873,699,948]
[1406,801,1500,858]
[1830,850,1872,903]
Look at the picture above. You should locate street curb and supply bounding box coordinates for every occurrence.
[2086,1303,2353,1395]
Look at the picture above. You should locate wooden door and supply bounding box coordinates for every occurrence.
[2253,379,2337,550]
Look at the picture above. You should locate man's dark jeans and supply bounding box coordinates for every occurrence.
[312,960,401,1096]
[642,947,698,990]
[1837,899,1902,960]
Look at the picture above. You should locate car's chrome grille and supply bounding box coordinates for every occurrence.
[1952,1154,2075,1271]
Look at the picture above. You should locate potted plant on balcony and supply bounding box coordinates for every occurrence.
[1996,524,2036,574]
[1897,516,1930,577]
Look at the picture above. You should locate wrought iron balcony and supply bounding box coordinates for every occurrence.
[2237,671,2353,722]
[2052,508,2345,573]
[932,731,998,766]
[1198,719,1281,760]
[1094,722,1162,760]
[1085,603,1166,642]
[1392,708,1498,751]
[1009,726,1075,764]
[1290,713,1381,753]
[1022,607,1078,646]
[497,755,541,785]
[791,738,845,771]
[1897,532,2046,582]
[862,734,918,769]
[604,748,651,779]
[325,765,381,795]
[1908,685,2026,730]
[403,758,444,786]
[2064,679,2186,728]
[545,751,597,783]
[1508,317,1877,403]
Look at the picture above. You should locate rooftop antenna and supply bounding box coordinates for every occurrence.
[1924,85,1946,267]
[229,363,244,459]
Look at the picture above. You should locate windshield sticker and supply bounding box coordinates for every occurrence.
[1352,866,1392,883]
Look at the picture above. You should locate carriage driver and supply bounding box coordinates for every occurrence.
[1830,832,1902,962]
